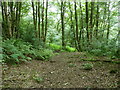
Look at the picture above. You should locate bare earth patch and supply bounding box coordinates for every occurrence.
[2,52,120,88]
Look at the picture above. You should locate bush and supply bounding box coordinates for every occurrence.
[82,63,93,70]
[2,39,32,64]
[2,38,53,64]
[87,38,118,57]
[90,49,102,56]
[32,49,53,60]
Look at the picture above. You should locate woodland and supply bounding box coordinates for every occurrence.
[0,0,120,88]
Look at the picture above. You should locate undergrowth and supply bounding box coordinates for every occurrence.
[1,38,53,64]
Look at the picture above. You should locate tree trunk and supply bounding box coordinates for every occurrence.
[95,2,99,39]
[69,2,76,48]
[36,2,38,38]
[61,1,65,48]
[44,0,48,42]
[85,1,89,43]
[90,1,94,41]
[74,1,81,51]
[17,2,22,38]
[79,1,84,47]
[107,2,110,40]
[38,1,41,40]
[32,1,37,37]
[102,2,107,37]
[1,2,5,37]
[42,0,45,41]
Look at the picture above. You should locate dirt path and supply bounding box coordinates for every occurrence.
[2,52,119,88]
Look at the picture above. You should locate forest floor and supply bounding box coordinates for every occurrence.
[2,52,120,88]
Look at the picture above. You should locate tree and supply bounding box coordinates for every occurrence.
[1,1,22,38]
[79,1,84,48]
[38,0,41,40]
[95,2,99,39]
[85,1,89,43]
[44,0,48,42]
[90,1,94,41]
[68,2,76,47]
[106,2,111,40]
[32,1,37,37]
[41,0,45,42]
[101,2,107,37]
[74,1,81,51]
[61,0,65,47]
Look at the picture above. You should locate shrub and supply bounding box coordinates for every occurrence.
[86,38,118,58]
[2,39,31,64]
[68,63,76,67]
[33,49,53,60]
[82,63,93,70]
[2,38,53,64]
[90,49,102,56]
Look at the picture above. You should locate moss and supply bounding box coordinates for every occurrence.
[49,44,62,50]
[65,46,76,52]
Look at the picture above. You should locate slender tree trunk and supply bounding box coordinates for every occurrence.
[79,1,84,47]
[74,1,81,51]
[15,2,19,38]
[1,2,5,37]
[38,1,41,40]
[107,2,110,40]
[17,2,22,38]
[61,1,65,47]
[116,30,120,58]
[35,2,38,38]
[90,1,94,41]
[1,2,5,22]
[44,0,48,42]
[102,2,107,37]
[85,1,89,43]
[15,2,22,38]
[42,0,45,41]
[95,2,99,39]
[69,2,76,48]
[32,1,37,37]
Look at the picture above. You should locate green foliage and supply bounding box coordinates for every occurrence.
[86,38,118,58]
[2,39,27,64]
[49,43,62,51]
[2,38,53,64]
[33,49,53,60]
[82,63,93,70]
[65,46,76,52]
[111,61,120,64]
[49,44,76,52]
